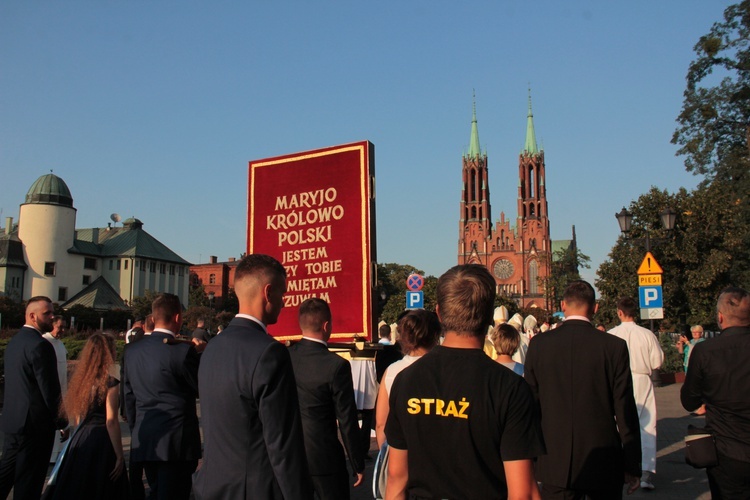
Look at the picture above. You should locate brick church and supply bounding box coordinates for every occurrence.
[458,93,575,310]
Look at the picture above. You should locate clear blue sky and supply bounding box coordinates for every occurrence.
[0,1,731,286]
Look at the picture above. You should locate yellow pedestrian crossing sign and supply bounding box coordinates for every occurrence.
[637,252,663,275]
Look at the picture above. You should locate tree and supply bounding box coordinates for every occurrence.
[543,245,591,312]
[183,305,214,331]
[672,1,750,184]
[189,283,209,308]
[595,185,748,330]
[668,0,750,321]
[131,290,158,320]
[0,296,24,334]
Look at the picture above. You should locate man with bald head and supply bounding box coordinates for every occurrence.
[0,297,68,499]
[682,286,750,498]
[193,254,312,500]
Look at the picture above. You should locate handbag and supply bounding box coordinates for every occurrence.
[372,441,390,500]
[684,424,718,469]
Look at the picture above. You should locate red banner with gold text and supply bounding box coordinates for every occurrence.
[248,141,376,341]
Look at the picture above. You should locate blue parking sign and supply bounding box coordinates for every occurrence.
[406,291,424,309]
[639,286,663,308]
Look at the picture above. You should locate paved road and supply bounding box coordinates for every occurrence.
[2,382,712,499]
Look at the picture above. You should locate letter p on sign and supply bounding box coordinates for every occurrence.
[639,286,663,308]
[406,291,424,309]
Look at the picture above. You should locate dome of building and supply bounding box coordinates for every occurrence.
[24,173,73,207]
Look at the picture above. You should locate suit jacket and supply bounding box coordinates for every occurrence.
[1,326,67,435]
[122,331,201,462]
[681,326,750,463]
[192,317,313,500]
[525,319,641,490]
[289,338,364,477]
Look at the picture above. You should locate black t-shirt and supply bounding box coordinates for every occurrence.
[385,346,545,499]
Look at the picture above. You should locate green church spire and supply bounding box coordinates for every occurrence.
[468,90,482,158]
[524,87,539,154]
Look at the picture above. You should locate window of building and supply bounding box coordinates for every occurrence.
[116,260,121,270]
[150,262,157,273]
[158,263,165,274]
[169,265,175,275]
[178,266,184,276]
[58,287,67,302]
[44,262,56,276]
[83,275,91,285]
[109,260,114,271]
[529,260,539,294]
[209,274,216,284]
[124,260,129,270]
[84,258,97,270]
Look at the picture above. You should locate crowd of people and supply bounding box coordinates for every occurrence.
[0,255,748,499]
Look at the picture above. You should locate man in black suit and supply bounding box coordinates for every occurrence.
[122,293,202,500]
[193,254,312,499]
[289,298,364,499]
[681,286,750,498]
[0,296,68,500]
[525,280,641,499]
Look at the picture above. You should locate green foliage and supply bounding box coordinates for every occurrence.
[544,245,591,311]
[59,338,125,361]
[494,294,520,319]
[67,305,102,331]
[103,309,134,331]
[189,284,209,308]
[130,290,158,320]
[183,305,213,331]
[670,1,750,306]
[63,305,134,333]
[0,296,24,334]
[596,184,748,330]
[672,1,750,182]
[659,333,684,374]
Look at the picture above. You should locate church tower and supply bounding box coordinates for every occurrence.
[458,90,553,310]
[515,91,552,303]
[458,95,491,265]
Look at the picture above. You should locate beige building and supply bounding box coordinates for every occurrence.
[0,173,190,309]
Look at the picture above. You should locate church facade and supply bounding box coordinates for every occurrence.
[458,95,574,310]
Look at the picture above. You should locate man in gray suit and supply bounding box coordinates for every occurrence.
[193,254,312,499]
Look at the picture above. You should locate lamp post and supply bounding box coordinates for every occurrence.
[207,291,215,334]
[615,206,676,332]
[615,206,676,251]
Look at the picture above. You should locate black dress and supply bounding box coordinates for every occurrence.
[45,376,129,500]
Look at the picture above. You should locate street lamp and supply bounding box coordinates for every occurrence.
[615,206,676,251]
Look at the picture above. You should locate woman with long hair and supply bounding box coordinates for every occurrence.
[45,333,128,499]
